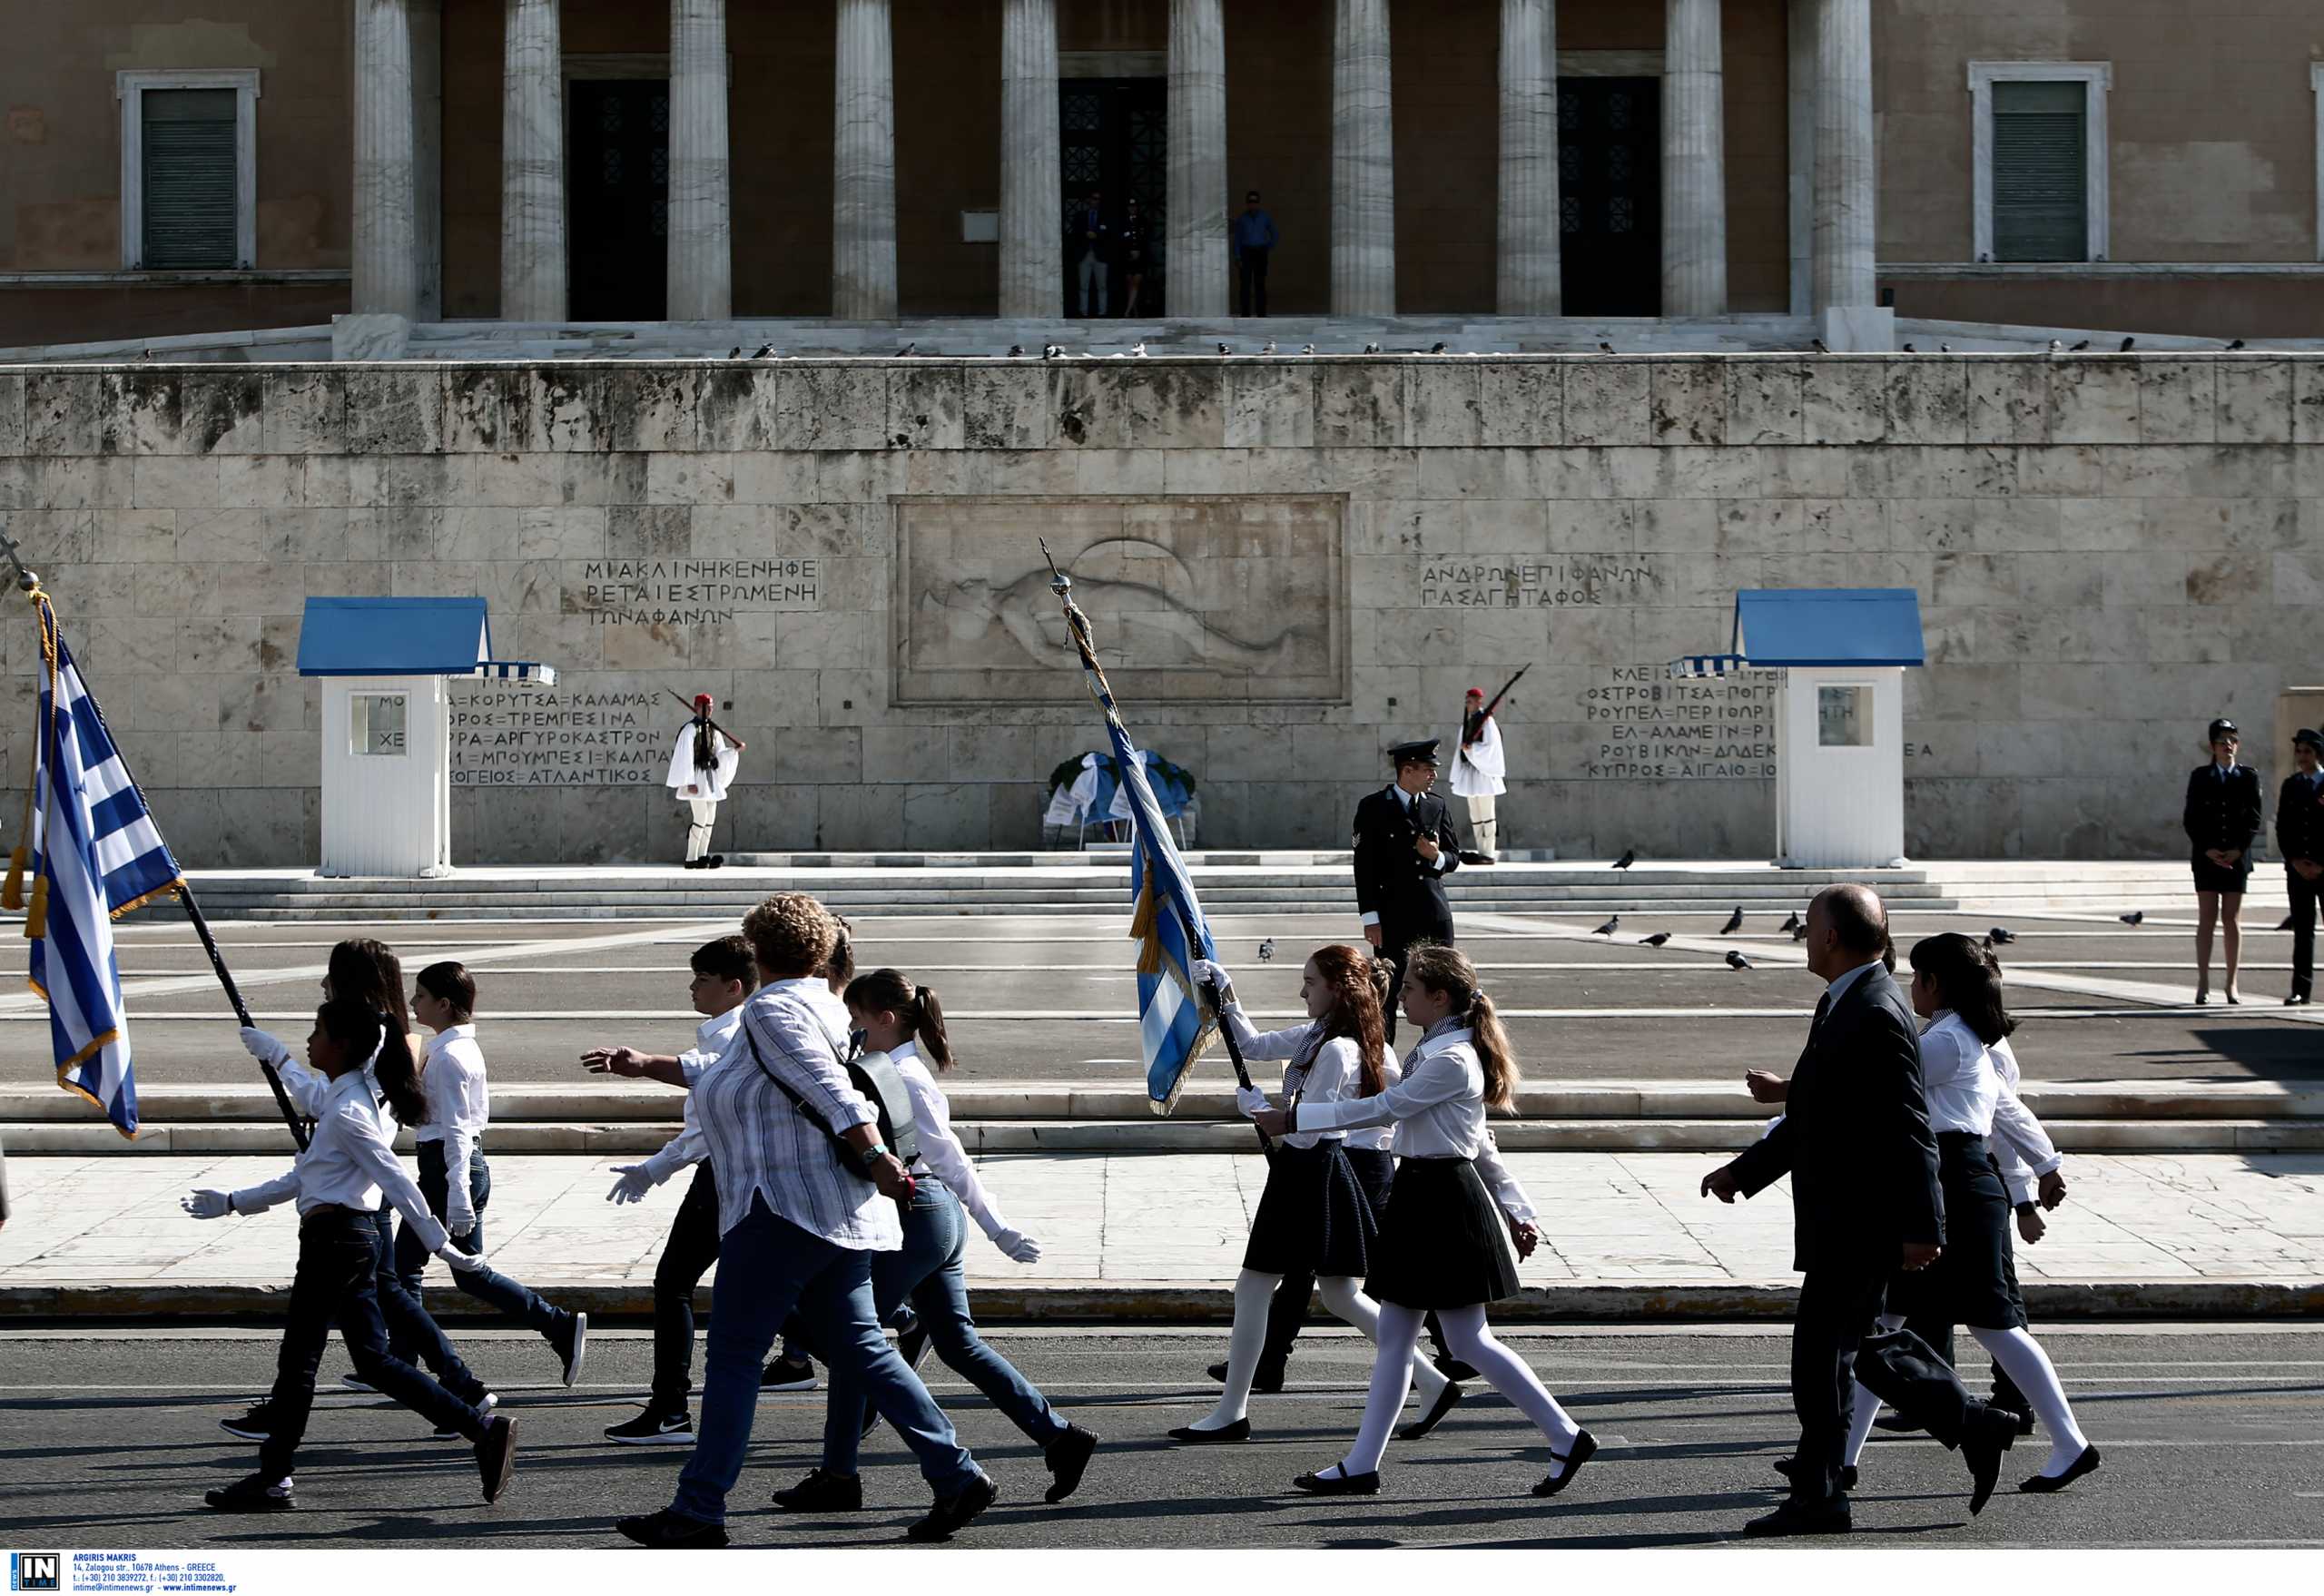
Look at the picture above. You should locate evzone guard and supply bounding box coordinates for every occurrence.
[667,692,744,870]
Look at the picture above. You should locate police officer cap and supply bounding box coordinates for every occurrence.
[1387,737,1442,766]
[2208,717,2239,742]
[2296,728,2324,751]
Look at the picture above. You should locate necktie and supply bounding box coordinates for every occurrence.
[1810,990,1833,1033]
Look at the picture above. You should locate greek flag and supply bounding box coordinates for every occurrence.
[16,614,183,1138]
[1107,713,1221,1110]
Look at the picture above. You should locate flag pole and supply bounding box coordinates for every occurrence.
[0,532,308,1150]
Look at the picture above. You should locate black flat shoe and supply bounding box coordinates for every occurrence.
[1770,1457,1857,1492]
[2019,1443,2102,1494]
[1743,1501,1852,1537]
[1206,1360,1285,1394]
[1168,1418,1250,1445]
[1531,1428,1599,1498]
[203,1474,293,1512]
[908,1472,998,1542]
[772,1467,863,1512]
[1044,1423,1099,1503]
[1292,1466,1380,1496]
[1397,1382,1462,1442]
[616,1507,729,1549]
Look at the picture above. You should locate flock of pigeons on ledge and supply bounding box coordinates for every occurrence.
[711,334,2258,360]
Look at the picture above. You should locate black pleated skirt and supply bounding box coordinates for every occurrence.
[1344,1147,1395,1216]
[1886,1133,2026,1331]
[1244,1140,1377,1278]
[1364,1156,1522,1310]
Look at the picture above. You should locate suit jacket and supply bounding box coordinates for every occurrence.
[2183,763,2262,855]
[2277,770,2324,866]
[1352,785,1460,941]
[1728,963,1945,1274]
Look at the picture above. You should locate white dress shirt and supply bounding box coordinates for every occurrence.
[645,1007,747,1183]
[1359,784,1454,929]
[415,1025,489,1194]
[1217,1007,1363,1151]
[690,978,898,1250]
[1293,1020,1538,1220]
[888,1040,1018,1242]
[1345,1049,1401,1154]
[229,1066,449,1253]
[1918,1011,2063,1205]
[1821,956,1885,1010]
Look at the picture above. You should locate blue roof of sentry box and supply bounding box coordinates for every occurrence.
[296,596,492,676]
[1731,588,1925,668]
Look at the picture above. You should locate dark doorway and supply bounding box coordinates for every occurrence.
[1559,76,1661,317]
[566,78,669,320]
[1059,78,1165,318]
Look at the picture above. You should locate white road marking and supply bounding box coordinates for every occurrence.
[0,1005,2167,1022]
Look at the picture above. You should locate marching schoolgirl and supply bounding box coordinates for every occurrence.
[1251,943,1598,1498]
[769,968,1100,1509]
[183,1000,518,1510]
[1176,946,1463,1443]
[1836,935,2100,1493]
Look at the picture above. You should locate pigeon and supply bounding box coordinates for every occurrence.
[1261,340,1278,355]
[1256,937,1276,963]
[752,343,775,359]
[1301,343,1316,356]
[1988,926,2017,946]
[2227,339,2247,351]
[1042,343,1064,360]
[897,342,917,358]
[1591,916,1620,938]
[1132,341,1148,357]
[1216,341,1232,355]
[727,347,742,359]
[2045,339,2063,353]
[1598,340,1617,356]
[1940,342,1954,353]
[1790,922,1810,941]
[1430,341,1447,355]
[1719,906,1744,936]
[1612,848,1636,870]
[2119,911,2145,926]
[1008,344,1025,358]
[1903,344,1917,353]
[1726,951,1753,970]
[1811,337,1830,354]
[1780,910,1803,935]
[1640,932,1672,948]
[1364,341,1383,354]
[2120,337,2136,351]
[2070,340,2091,351]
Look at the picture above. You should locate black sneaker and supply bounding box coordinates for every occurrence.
[435,1392,497,1440]
[556,1313,589,1388]
[605,1407,694,1445]
[908,1471,997,1542]
[773,1468,863,1512]
[1044,1424,1099,1503]
[616,1507,729,1549]
[475,1414,519,1503]
[204,1473,294,1512]
[219,1403,274,1441]
[761,1353,818,1393]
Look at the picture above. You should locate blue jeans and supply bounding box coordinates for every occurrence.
[672,1194,978,1525]
[822,1179,1065,1475]
[366,1208,489,1405]
[389,1140,572,1359]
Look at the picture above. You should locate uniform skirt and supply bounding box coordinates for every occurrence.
[1364,1156,1521,1310]
[1885,1132,2025,1331]
[2191,849,2253,893]
[1244,1140,1377,1278]
[1344,1147,1395,1217]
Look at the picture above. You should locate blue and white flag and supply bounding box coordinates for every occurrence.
[15,605,184,1138]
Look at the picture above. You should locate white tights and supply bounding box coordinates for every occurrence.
[1843,1314,2091,1475]
[1186,1270,1448,1432]
[1334,1302,1581,1477]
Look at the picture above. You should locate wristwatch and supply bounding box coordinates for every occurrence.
[858,1141,891,1174]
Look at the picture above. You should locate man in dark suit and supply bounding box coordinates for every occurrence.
[1353,738,1462,1047]
[2277,728,2324,1005]
[1702,884,2018,1536]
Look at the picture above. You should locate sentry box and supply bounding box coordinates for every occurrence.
[1673,588,1926,869]
[296,597,556,877]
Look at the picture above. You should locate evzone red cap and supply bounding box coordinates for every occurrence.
[694,693,713,704]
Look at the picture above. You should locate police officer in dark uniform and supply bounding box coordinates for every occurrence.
[2275,728,2324,1005]
[2182,716,2264,1004]
[1354,738,1462,1046]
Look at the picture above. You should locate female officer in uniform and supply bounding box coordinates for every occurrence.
[2182,717,2262,1004]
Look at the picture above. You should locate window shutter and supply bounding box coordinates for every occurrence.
[1991,80,2087,263]
[141,88,240,269]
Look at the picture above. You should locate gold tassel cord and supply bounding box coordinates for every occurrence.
[18,586,59,943]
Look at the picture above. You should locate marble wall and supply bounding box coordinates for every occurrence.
[1,354,2319,864]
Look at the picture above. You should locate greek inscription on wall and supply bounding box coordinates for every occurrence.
[566,558,822,627]
[1581,665,1777,780]
[1418,557,1655,608]
[449,688,667,787]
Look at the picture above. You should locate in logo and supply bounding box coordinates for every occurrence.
[9,1554,60,1593]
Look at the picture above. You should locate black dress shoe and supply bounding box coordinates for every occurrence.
[1044,1423,1099,1503]
[616,1507,729,1549]
[2019,1443,2102,1494]
[908,1471,998,1542]
[1994,1403,2036,1437]
[1168,1417,1250,1444]
[772,1467,863,1512]
[1962,1408,2017,1516]
[1531,1428,1599,1498]
[1872,1410,1922,1433]
[203,1474,294,1512]
[1397,1381,1462,1441]
[1743,1501,1853,1537]
[1206,1360,1285,1394]
[1292,1466,1380,1496]
[1770,1457,1857,1491]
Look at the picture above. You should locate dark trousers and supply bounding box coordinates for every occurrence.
[365,1209,487,1405]
[651,1166,725,1412]
[258,1208,487,1482]
[1236,248,1270,316]
[2290,866,2319,998]
[1787,1266,1984,1505]
[389,1140,570,1358]
[1904,1314,2028,1414]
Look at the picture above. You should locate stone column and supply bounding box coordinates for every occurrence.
[668,0,733,320]
[412,0,443,320]
[500,0,568,321]
[1785,0,1813,317]
[1811,0,1874,312]
[1167,0,1228,317]
[1661,0,1727,316]
[1000,0,1061,318]
[1331,0,1395,315]
[1495,0,1559,314]
[352,0,419,318]
[832,0,899,319]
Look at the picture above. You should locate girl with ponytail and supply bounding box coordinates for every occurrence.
[1173,944,1465,1445]
[768,970,1099,1513]
[1252,941,1601,1502]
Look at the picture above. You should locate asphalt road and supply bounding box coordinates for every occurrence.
[0,1325,2316,1549]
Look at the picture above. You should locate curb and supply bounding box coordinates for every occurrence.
[5,1278,2319,1324]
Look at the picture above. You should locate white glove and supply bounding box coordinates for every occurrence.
[446,1207,478,1238]
[1236,1085,1273,1117]
[182,1189,232,1220]
[1193,958,1237,1008]
[991,1227,1042,1264]
[607,1164,660,1205]
[441,1243,493,1275]
[240,1026,292,1069]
